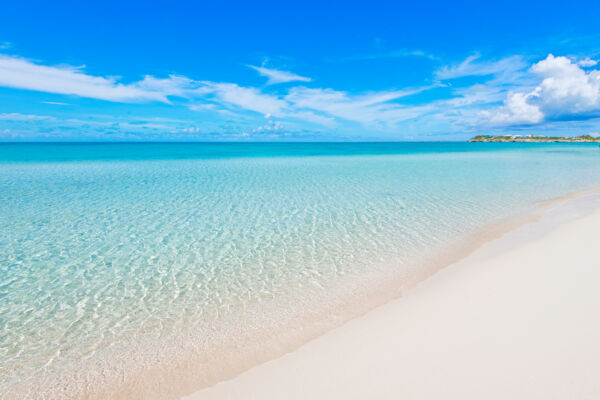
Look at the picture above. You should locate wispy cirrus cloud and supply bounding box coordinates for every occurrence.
[200,82,289,115]
[285,85,438,126]
[576,57,598,67]
[345,49,438,61]
[196,82,336,126]
[41,101,72,106]
[435,54,528,81]
[0,54,191,103]
[0,51,506,132]
[193,81,439,127]
[247,64,311,85]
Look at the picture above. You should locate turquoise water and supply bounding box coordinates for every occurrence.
[1,142,600,398]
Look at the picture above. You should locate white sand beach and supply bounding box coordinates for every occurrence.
[185,191,600,400]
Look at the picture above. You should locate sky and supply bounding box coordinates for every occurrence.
[1,0,600,141]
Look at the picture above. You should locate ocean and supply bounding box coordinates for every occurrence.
[1,142,600,398]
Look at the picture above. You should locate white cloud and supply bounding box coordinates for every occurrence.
[179,127,200,133]
[0,52,452,131]
[0,111,213,140]
[531,54,600,115]
[285,86,436,126]
[185,81,435,127]
[248,65,311,85]
[433,54,539,124]
[446,84,507,107]
[188,103,238,117]
[285,110,336,127]
[478,54,600,126]
[193,82,335,125]
[41,101,71,106]
[7,50,599,137]
[201,82,289,116]
[135,74,199,98]
[0,55,189,103]
[346,49,438,61]
[479,92,544,125]
[251,120,284,133]
[435,54,528,80]
[0,112,56,121]
[577,57,598,67]
[198,82,334,126]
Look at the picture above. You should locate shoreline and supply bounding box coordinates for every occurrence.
[186,188,600,399]
[5,187,600,399]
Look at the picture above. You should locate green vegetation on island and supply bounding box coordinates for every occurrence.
[469,134,600,143]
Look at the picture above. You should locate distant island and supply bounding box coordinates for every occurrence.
[469,134,600,143]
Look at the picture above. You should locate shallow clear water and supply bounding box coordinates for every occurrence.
[1,142,600,397]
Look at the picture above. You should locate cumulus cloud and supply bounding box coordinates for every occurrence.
[480,54,600,126]
[532,54,600,115]
[247,65,311,85]
[479,92,544,125]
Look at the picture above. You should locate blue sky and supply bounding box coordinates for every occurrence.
[1,0,600,141]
